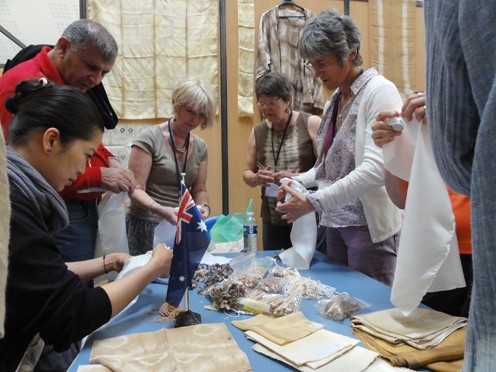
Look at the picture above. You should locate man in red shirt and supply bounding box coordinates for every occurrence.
[0,19,135,261]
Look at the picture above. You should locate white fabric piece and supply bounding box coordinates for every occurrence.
[278,178,316,270]
[383,119,466,314]
[253,343,379,372]
[153,218,177,249]
[246,329,358,368]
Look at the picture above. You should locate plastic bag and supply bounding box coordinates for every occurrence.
[209,213,245,243]
[94,192,129,282]
[316,293,371,321]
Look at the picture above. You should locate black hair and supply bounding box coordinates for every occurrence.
[6,79,104,146]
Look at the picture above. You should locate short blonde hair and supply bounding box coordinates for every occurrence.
[172,79,216,129]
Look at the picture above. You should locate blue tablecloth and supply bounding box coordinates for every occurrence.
[69,250,395,371]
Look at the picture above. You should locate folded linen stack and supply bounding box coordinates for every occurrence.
[232,312,412,371]
[78,323,251,372]
[350,308,467,370]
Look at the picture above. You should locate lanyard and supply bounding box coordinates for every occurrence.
[270,110,293,170]
[168,118,189,200]
[321,93,341,156]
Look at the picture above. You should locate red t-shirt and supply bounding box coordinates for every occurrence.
[0,46,113,200]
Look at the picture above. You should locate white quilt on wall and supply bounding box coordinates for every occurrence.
[88,0,219,120]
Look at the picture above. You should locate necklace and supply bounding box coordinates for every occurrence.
[168,118,190,153]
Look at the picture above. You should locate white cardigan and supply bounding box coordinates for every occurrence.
[299,74,403,243]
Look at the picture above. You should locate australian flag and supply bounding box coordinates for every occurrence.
[165,182,211,308]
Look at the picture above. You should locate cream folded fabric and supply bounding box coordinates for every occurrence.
[89,323,251,371]
[246,329,358,368]
[231,312,323,345]
[350,308,467,349]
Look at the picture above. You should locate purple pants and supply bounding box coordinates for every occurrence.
[325,225,399,286]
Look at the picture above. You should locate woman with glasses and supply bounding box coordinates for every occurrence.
[243,72,321,250]
[126,79,216,255]
[276,9,403,286]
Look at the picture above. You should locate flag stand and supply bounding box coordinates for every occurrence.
[174,288,202,328]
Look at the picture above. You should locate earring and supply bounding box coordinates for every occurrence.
[47,148,52,153]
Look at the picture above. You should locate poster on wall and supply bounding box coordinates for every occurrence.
[0,0,80,66]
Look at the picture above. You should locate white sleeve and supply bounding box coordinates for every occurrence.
[316,79,403,210]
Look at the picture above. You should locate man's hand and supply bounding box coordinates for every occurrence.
[100,166,135,193]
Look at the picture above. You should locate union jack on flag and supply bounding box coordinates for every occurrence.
[166,182,211,308]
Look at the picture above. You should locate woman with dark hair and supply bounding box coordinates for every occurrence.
[276,9,403,285]
[243,72,321,250]
[0,79,172,372]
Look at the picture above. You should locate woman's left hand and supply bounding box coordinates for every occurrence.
[275,183,315,223]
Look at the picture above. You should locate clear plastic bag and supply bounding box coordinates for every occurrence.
[316,293,371,321]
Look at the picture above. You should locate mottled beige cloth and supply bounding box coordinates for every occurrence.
[369,0,418,98]
[0,133,10,338]
[232,311,322,345]
[238,0,255,118]
[88,0,219,120]
[88,323,251,371]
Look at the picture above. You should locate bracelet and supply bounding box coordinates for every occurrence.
[202,203,211,216]
[103,255,109,273]
[148,200,157,214]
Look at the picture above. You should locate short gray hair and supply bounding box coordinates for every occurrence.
[172,79,217,129]
[61,19,118,62]
[299,8,362,67]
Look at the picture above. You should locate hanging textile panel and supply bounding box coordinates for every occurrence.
[369,0,417,98]
[237,0,255,118]
[88,0,219,120]
[256,6,323,115]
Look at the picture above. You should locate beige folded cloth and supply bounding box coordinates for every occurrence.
[89,323,251,371]
[350,308,467,349]
[246,329,358,368]
[232,311,323,345]
[352,326,466,371]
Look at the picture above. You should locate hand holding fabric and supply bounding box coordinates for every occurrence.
[276,182,315,223]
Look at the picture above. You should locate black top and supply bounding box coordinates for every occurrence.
[0,181,112,372]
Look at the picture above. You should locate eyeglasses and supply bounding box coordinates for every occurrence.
[257,98,282,108]
[304,59,332,73]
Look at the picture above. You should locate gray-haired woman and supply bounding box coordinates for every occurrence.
[276,9,403,286]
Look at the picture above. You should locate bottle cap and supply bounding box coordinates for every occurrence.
[246,198,253,213]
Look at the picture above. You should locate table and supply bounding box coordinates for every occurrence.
[69,250,396,371]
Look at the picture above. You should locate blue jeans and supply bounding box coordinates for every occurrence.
[54,200,98,262]
[426,1,496,370]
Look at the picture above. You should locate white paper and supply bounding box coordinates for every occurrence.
[277,178,317,270]
[385,119,466,314]
[153,219,176,248]
[265,182,279,197]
